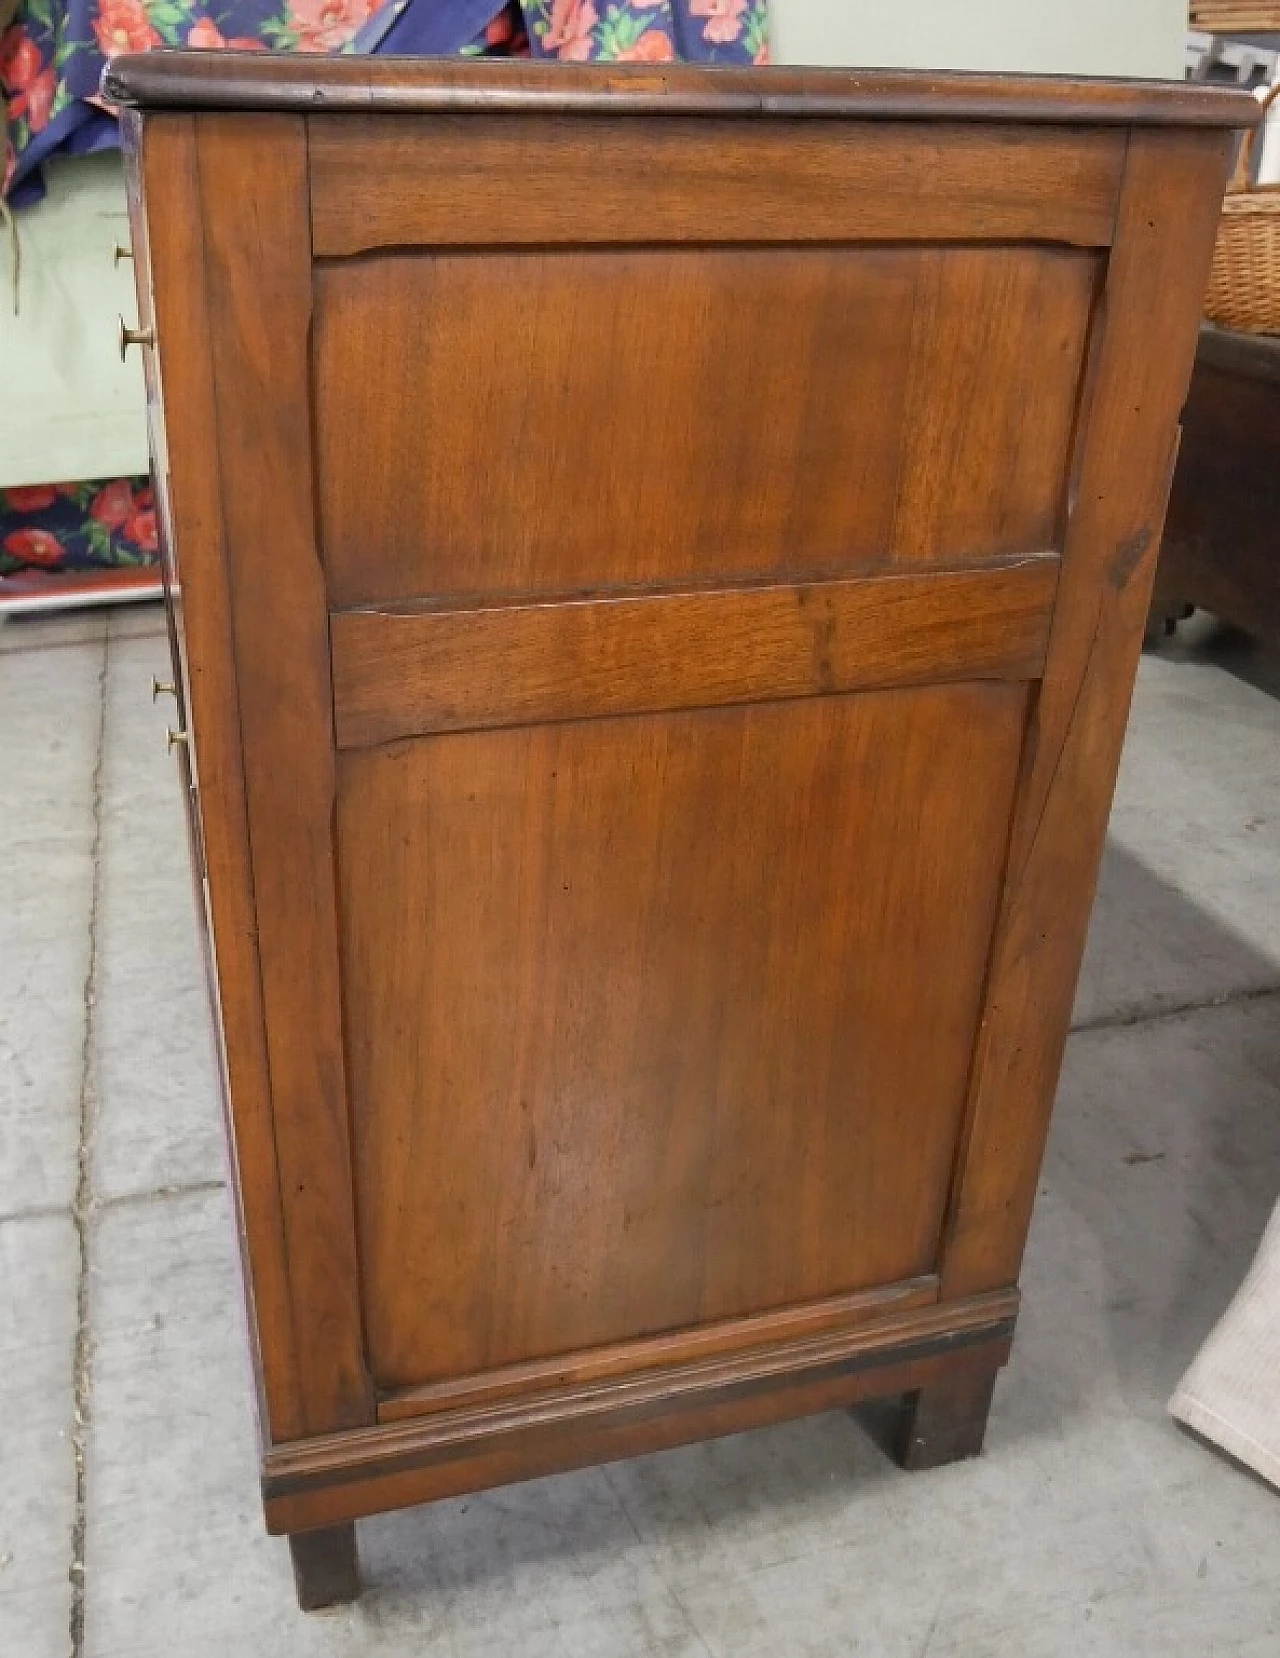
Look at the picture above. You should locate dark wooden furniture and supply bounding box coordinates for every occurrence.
[1152,325,1280,647]
[109,52,1255,1608]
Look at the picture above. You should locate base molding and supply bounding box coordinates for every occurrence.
[263,1288,1017,1534]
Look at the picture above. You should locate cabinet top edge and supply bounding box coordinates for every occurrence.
[102,51,1260,129]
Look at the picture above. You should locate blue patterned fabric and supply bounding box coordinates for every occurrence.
[2,0,768,203]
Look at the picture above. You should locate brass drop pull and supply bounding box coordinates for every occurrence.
[118,316,154,360]
[114,244,133,266]
[166,727,189,752]
[151,676,176,702]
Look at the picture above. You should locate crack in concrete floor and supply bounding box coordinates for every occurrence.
[67,631,108,1658]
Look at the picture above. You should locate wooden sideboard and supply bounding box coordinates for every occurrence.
[108,52,1256,1609]
[1152,325,1280,648]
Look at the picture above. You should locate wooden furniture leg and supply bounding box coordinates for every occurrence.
[287,1523,360,1610]
[894,1366,1000,1471]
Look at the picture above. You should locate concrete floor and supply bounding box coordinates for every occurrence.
[2,603,1279,1658]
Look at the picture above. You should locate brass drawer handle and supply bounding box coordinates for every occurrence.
[119,316,154,360]
[166,727,189,752]
[151,676,177,702]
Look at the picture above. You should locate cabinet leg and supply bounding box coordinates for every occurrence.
[894,1367,999,1472]
[288,1522,360,1610]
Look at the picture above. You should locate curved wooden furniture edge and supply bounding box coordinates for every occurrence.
[102,52,1260,128]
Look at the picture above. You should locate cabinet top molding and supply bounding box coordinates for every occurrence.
[104,51,1261,129]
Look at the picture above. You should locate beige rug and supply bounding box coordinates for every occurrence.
[1170,1199,1280,1491]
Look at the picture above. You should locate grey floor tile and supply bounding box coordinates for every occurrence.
[84,1189,301,1658]
[619,1407,1278,1657]
[606,996,1280,1657]
[0,639,102,1216]
[92,635,223,1202]
[82,997,1280,1658]
[84,1188,702,1658]
[0,608,108,654]
[1077,653,1280,1027]
[601,1414,888,1585]
[360,1482,707,1658]
[0,1214,79,1658]
[105,602,167,644]
[1030,994,1280,1417]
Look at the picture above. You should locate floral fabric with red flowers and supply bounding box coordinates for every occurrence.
[524,0,766,64]
[0,478,157,575]
[2,0,767,203]
[1,0,767,575]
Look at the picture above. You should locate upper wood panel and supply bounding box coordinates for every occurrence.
[338,683,1027,1389]
[104,52,1259,130]
[314,245,1097,608]
[309,118,1124,255]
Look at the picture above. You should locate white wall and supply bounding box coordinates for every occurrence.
[0,155,147,489]
[771,0,1187,81]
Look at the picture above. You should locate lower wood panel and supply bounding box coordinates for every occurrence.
[337,684,1029,1391]
[330,557,1057,748]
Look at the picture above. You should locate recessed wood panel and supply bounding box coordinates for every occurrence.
[893,250,1101,564]
[313,245,1097,608]
[337,684,1028,1390]
[331,557,1057,748]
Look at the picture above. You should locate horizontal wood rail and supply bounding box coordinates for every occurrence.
[331,555,1059,748]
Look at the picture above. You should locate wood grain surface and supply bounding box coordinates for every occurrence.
[122,55,1252,1587]
[377,1277,941,1423]
[262,1293,1018,1533]
[103,51,1259,130]
[314,246,1096,608]
[337,686,1027,1388]
[331,558,1057,748]
[127,113,309,1441]
[194,114,373,1432]
[309,118,1124,256]
[939,129,1237,1300]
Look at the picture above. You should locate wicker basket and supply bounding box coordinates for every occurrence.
[1206,82,1280,336]
[1191,5,1280,27]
